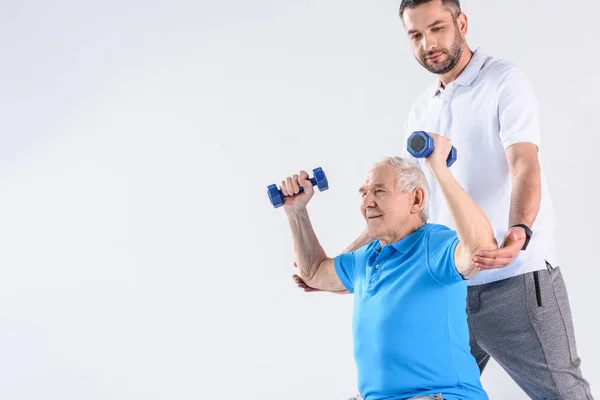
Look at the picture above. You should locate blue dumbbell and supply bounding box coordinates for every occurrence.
[267,167,329,208]
[407,131,457,167]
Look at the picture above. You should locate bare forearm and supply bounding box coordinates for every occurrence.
[508,165,541,228]
[343,228,372,253]
[430,167,497,253]
[286,208,328,281]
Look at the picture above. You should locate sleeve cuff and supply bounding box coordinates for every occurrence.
[501,137,540,151]
[334,256,354,294]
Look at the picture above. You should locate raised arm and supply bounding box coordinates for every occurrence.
[282,171,348,293]
[424,134,499,279]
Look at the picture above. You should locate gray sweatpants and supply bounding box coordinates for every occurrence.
[467,262,594,399]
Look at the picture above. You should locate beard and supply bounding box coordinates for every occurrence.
[417,26,464,74]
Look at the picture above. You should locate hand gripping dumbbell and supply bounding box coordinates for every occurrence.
[267,167,329,208]
[407,131,457,167]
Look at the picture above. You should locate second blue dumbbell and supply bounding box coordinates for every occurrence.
[407,131,457,167]
[267,167,329,208]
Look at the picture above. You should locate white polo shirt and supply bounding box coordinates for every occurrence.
[402,48,559,286]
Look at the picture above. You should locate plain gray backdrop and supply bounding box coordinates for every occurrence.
[0,0,597,399]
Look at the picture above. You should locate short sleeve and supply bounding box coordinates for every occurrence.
[334,252,357,293]
[497,68,541,150]
[426,228,462,285]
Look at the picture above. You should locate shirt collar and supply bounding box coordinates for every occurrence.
[378,224,429,254]
[431,47,489,97]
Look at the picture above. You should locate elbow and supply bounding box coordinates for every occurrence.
[460,239,499,280]
[466,228,499,257]
[471,238,499,257]
[476,220,499,252]
[300,257,328,284]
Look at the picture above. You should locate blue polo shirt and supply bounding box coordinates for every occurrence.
[334,223,488,400]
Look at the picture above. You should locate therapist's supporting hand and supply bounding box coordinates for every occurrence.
[472,226,526,269]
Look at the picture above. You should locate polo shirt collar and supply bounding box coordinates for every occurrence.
[432,47,489,97]
[379,224,429,254]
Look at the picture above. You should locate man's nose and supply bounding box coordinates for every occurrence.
[422,33,436,52]
[361,192,376,208]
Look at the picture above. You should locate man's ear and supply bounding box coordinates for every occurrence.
[456,12,468,36]
[410,187,426,216]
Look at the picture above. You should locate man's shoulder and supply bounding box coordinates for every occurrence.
[407,223,456,243]
[422,223,454,234]
[421,223,458,243]
[478,52,531,86]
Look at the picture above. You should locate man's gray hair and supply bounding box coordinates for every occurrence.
[373,156,429,222]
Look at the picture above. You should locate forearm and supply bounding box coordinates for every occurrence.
[508,165,541,228]
[342,228,372,253]
[286,208,329,281]
[431,167,497,253]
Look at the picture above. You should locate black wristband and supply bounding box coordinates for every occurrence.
[511,224,533,250]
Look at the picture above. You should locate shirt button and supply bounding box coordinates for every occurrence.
[375,264,380,269]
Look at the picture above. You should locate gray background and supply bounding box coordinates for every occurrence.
[0,0,597,399]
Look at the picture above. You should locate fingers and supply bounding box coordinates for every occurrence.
[428,132,451,146]
[285,176,299,196]
[435,135,452,155]
[298,170,310,187]
[472,256,514,269]
[291,174,300,194]
[423,132,453,170]
[473,241,522,269]
[473,249,514,264]
[478,234,524,258]
[279,171,308,196]
[280,176,297,197]
[293,274,307,287]
[292,274,322,292]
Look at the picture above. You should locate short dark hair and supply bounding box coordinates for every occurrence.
[399,0,461,19]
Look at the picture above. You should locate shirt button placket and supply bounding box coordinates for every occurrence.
[441,85,455,136]
[368,250,383,289]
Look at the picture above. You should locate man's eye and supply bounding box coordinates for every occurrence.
[411,34,422,41]
[375,189,384,193]
[432,27,444,32]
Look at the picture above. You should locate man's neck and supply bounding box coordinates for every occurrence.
[438,46,474,88]
[378,221,425,247]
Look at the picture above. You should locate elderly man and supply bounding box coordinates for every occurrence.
[279,134,496,400]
